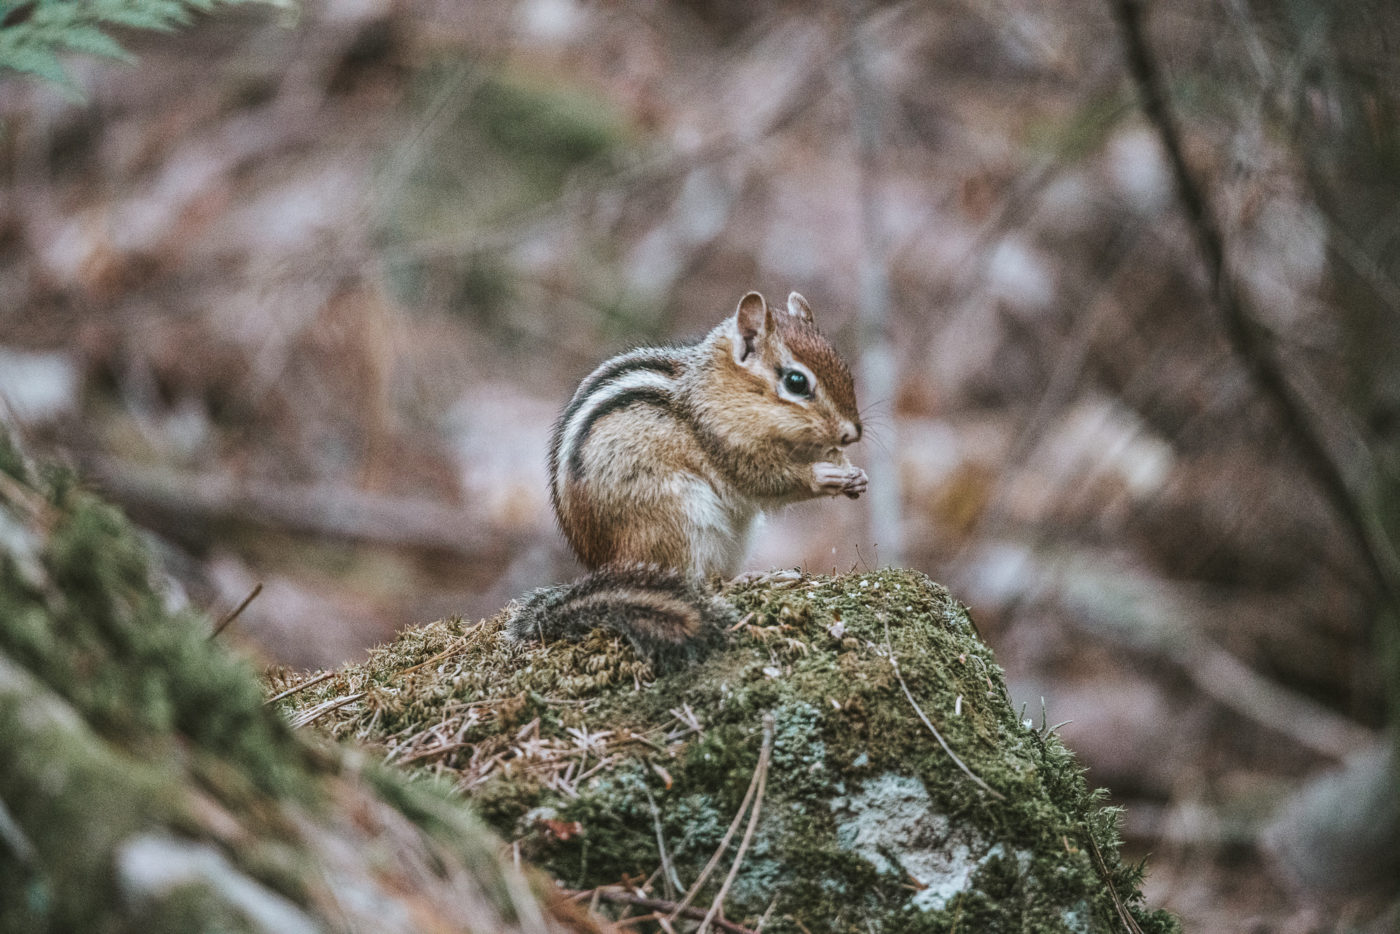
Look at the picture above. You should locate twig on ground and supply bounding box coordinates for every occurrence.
[698,712,775,934]
[884,617,1005,800]
[395,740,476,766]
[646,787,684,900]
[209,582,262,640]
[564,887,757,934]
[668,713,776,923]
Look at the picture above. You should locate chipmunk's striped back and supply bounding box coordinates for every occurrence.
[546,340,752,576]
[511,290,866,669]
[550,345,692,510]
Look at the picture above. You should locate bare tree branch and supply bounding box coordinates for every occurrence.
[1107,0,1400,622]
[88,458,524,561]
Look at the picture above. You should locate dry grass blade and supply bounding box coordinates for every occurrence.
[394,625,483,677]
[667,712,775,923]
[883,617,1004,800]
[1086,830,1145,934]
[755,897,778,932]
[645,787,683,899]
[264,669,335,705]
[288,692,365,729]
[0,466,53,528]
[697,712,774,934]
[209,582,262,640]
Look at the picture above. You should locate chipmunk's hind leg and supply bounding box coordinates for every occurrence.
[506,564,736,669]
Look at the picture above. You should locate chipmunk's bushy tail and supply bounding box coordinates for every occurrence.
[507,564,735,668]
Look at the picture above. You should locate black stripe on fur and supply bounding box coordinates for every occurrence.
[507,564,735,669]
[564,387,682,482]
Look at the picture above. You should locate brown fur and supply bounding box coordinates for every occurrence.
[772,311,859,423]
[683,305,861,503]
[507,564,734,669]
[559,402,702,570]
[513,290,864,665]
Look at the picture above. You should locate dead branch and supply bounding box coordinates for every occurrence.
[1107,0,1400,623]
[1006,545,1378,759]
[1186,639,1374,761]
[88,458,522,560]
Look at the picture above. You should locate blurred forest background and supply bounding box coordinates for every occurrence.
[3,0,1400,929]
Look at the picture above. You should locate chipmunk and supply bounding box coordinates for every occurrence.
[508,290,866,666]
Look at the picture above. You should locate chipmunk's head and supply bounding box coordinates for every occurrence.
[725,290,862,454]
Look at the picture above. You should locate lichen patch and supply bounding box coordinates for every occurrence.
[831,772,984,911]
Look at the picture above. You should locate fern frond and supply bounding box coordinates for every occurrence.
[0,0,267,93]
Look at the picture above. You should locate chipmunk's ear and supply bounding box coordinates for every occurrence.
[733,291,773,363]
[786,292,814,323]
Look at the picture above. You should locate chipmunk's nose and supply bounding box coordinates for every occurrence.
[840,421,862,446]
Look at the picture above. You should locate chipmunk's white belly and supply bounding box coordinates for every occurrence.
[679,475,759,578]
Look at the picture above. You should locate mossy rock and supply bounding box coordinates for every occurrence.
[280,570,1179,933]
[0,430,591,934]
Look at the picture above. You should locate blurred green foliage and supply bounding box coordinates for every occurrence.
[379,63,630,325]
[474,74,623,182]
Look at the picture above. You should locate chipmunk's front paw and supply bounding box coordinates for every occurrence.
[841,465,868,499]
[812,462,868,499]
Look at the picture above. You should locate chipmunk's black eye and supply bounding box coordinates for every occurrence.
[781,368,811,397]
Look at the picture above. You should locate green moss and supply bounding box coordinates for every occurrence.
[286,569,1179,933]
[0,655,179,933]
[0,457,324,930]
[0,431,573,932]
[0,465,306,799]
